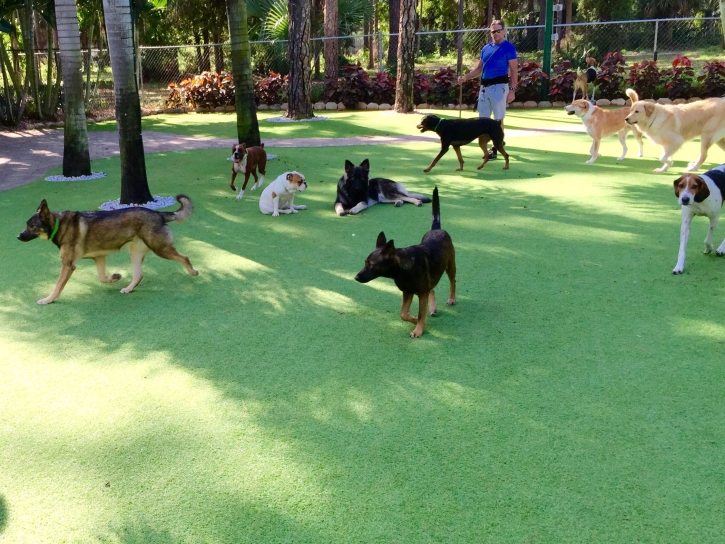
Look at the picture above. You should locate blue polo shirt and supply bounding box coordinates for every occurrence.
[481,41,517,79]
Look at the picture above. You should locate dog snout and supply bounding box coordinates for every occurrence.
[625,116,635,124]
[681,196,691,205]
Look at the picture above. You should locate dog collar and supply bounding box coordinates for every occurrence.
[434,118,443,131]
[49,218,59,241]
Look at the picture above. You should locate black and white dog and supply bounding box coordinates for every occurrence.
[672,166,725,274]
[335,159,432,216]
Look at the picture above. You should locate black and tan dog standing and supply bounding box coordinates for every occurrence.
[417,114,510,172]
[355,187,456,338]
[17,196,199,304]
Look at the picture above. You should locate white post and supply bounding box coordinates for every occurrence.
[653,19,659,61]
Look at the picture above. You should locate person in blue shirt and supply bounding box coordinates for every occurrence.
[458,20,518,159]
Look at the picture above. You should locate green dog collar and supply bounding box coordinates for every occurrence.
[49,218,59,241]
[434,118,442,131]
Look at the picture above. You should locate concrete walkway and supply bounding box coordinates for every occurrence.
[0,125,584,192]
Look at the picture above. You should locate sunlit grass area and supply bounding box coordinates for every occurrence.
[2,119,725,542]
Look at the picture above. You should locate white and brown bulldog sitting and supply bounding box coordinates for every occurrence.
[259,171,308,216]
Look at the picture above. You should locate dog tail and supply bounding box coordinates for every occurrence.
[163,194,194,223]
[431,186,441,230]
[625,88,639,103]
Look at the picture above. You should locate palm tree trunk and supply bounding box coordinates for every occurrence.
[387,0,399,69]
[20,0,43,118]
[394,0,416,112]
[287,0,313,119]
[323,0,338,80]
[102,0,152,205]
[225,0,261,145]
[55,0,91,176]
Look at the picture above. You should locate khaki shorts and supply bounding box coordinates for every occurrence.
[477,83,508,120]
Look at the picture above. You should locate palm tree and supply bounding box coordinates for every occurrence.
[394,0,415,112]
[55,0,91,176]
[323,0,337,79]
[287,0,313,119]
[225,0,260,144]
[101,0,153,204]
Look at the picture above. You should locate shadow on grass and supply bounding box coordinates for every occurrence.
[2,142,725,541]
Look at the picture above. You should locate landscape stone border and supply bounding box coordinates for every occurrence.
[8,96,705,131]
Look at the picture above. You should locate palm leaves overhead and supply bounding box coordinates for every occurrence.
[247,0,371,41]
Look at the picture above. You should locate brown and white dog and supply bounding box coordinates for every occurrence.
[565,88,643,164]
[672,166,725,274]
[625,90,725,173]
[230,143,267,200]
[572,56,598,102]
[259,171,308,216]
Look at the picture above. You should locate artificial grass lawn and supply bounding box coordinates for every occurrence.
[86,108,581,140]
[2,124,725,542]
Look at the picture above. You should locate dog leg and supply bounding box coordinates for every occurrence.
[400,292,417,324]
[446,258,457,305]
[410,293,429,338]
[288,194,299,214]
[146,237,199,279]
[348,201,368,215]
[251,174,264,191]
[249,171,260,190]
[494,140,510,170]
[335,202,347,216]
[586,139,601,164]
[94,256,121,283]
[230,171,237,192]
[673,208,694,274]
[687,138,711,172]
[424,148,448,172]
[38,262,76,304]
[236,189,245,200]
[429,289,437,316]
[121,242,149,294]
[704,214,719,254]
[453,146,465,171]
[655,145,679,173]
[633,127,644,157]
[616,129,629,161]
[241,172,252,191]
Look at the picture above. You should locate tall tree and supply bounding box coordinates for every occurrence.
[393,0,415,112]
[225,0,260,144]
[102,0,153,204]
[287,0,313,119]
[55,0,91,176]
[323,0,337,79]
[386,0,398,69]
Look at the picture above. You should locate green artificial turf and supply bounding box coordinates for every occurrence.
[2,118,725,543]
[86,108,581,140]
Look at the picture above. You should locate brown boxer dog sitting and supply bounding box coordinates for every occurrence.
[230,143,267,200]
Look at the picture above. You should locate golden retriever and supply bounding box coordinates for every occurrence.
[624,90,725,173]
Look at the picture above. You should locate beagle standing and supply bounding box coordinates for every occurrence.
[672,165,725,274]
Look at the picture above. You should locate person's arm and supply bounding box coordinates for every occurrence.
[507,58,518,103]
[458,59,482,85]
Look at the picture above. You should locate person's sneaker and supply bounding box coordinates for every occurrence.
[487,148,498,160]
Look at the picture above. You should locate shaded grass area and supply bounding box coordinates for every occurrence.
[2,131,725,543]
[86,109,581,140]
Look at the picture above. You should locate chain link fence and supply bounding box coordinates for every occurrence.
[3,16,721,116]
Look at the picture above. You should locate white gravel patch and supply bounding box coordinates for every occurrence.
[267,116,329,123]
[99,195,178,211]
[46,172,108,182]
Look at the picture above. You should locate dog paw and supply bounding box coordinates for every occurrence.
[672,267,684,275]
[409,328,423,338]
[423,167,432,173]
[654,166,670,173]
[705,245,714,254]
[291,208,298,213]
[446,298,456,306]
[272,211,280,217]
[429,309,437,316]
[37,297,55,305]
[585,158,596,164]
[295,205,307,210]
[394,200,404,207]
[455,167,463,171]
[251,184,258,191]
[717,250,725,256]
[230,185,236,192]
[686,162,700,172]
[503,165,509,171]
[616,156,626,161]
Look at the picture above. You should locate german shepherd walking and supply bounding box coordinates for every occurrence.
[18,195,199,304]
[355,187,456,338]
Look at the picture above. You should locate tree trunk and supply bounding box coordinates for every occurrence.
[225,0,261,145]
[102,0,153,205]
[486,0,493,27]
[55,0,92,176]
[201,28,212,72]
[323,0,338,80]
[287,0,313,119]
[213,30,224,72]
[21,0,43,118]
[387,0,399,70]
[394,0,416,113]
[565,0,572,41]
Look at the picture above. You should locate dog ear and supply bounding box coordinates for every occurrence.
[673,176,684,197]
[382,239,395,256]
[376,232,387,248]
[37,199,49,213]
[644,102,655,116]
[360,159,370,171]
[694,177,710,203]
[232,145,237,152]
[345,160,354,172]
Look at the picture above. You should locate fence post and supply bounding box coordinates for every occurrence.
[542,0,553,99]
[378,31,383,72]
[653,20,659,61]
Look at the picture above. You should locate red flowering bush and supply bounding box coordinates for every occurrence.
[255,72,288,105]
[596,51,627,100]
[548,60,577,102]
[368,71,396,104]
[169,71,235,109]
[626,60,661,99]
[697,60,725,98]
[517,60,548,102]
[323,62,370,107]
[661,55,695,100]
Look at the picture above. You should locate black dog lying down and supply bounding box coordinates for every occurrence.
[335,159,432,216]
[417,114,510,172]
